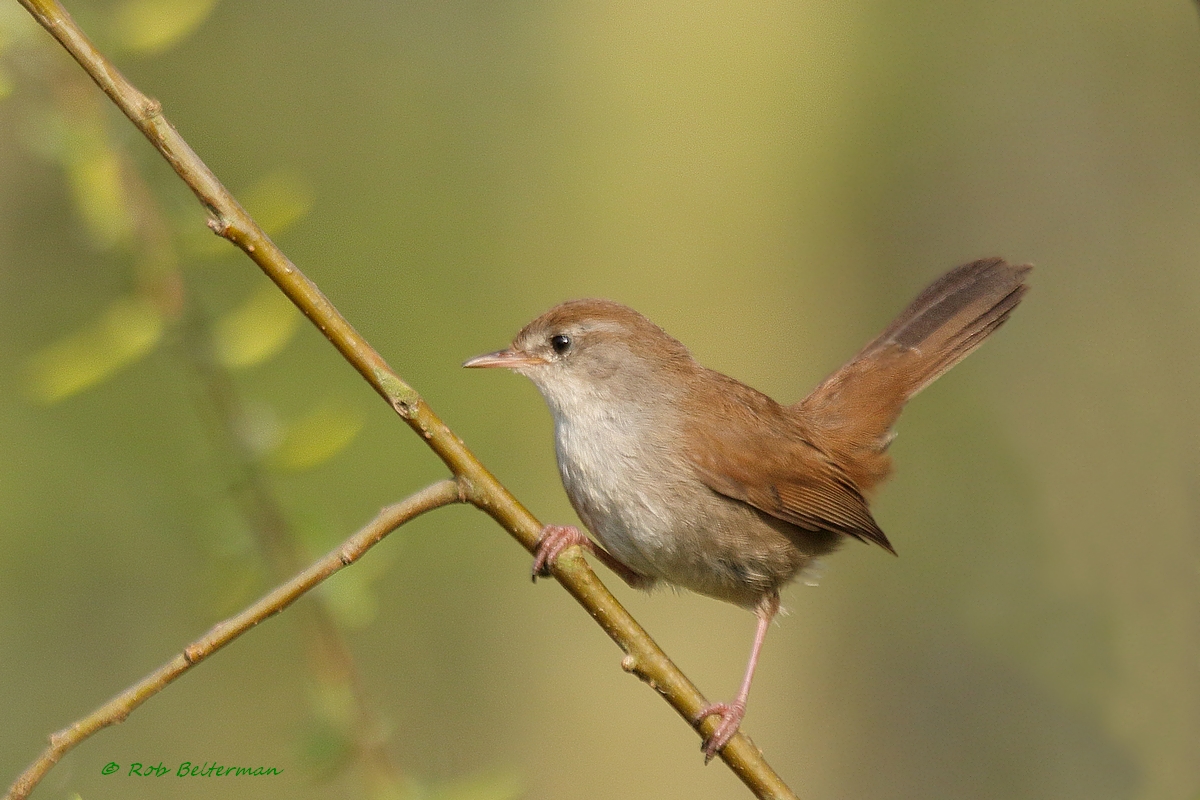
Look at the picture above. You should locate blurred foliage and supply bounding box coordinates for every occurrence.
[25,294,163,403]
[186,168,315,258]
[2,2,1199,800]
[213,282,301,368]
[1,3,467,798]
[110,0,218,55]
[271,400,364,471]
[317,548,388,630]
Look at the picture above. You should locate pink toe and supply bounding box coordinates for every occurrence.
[531,525,588,580]
[696,702,745,762]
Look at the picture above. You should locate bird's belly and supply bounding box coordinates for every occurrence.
[554,416,692,575]
[557,439,677,580]
[555,420,817,607]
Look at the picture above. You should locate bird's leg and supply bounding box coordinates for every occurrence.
[532,524,652,590]
[693,591,781,762]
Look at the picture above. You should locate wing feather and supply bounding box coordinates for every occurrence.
[683,373,895,553]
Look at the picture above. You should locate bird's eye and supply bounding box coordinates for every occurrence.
[550,334,572,355]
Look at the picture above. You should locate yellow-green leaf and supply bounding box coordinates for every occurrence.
[111,0,219,55]
[272,403,363,472]
[66,147,135,249]
[240,169,315,237]
[213,284,301,369]
[186,168,314,259]
[26,296,164,404]
[319,566,381,630]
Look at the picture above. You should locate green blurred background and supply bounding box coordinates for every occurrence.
[2,1,1198,798]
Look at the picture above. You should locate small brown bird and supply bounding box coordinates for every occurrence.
[465,258,1030,760]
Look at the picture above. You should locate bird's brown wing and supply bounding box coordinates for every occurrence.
[683,372,895,553]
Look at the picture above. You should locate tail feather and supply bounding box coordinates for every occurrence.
[888,260,1030,396]
[797,258,1030,492]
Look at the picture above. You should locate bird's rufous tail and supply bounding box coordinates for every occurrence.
[797,257,1031,492]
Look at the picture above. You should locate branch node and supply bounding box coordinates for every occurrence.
[621,654,638,673]
[391,398,414,419]
[459,476,490,508]
[139,96,163,121]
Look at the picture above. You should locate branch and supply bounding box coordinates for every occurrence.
[5,480,464,800]
[178,302,407,787]
[11,2,802,798]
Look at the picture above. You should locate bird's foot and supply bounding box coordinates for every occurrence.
[693,700,746,763]
[531,524,593,581]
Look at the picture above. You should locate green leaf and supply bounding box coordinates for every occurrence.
[111,0,219,55]
[213,283,301,368]
[271,402,364,471]
[185,169,314,258]
[66,146,135,249]
[26,295,164,404]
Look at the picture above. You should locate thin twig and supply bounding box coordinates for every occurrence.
[11,2,802,798]
[178,302,407,788]
[5,480,463,800]
[41,52,407,789]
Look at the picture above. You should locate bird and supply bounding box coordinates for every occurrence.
[464,257,1030,761]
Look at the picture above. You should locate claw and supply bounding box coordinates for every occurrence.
[694,700,746,763]
[531,524,591,581]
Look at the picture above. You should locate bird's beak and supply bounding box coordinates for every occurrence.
[463,349,546,369]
